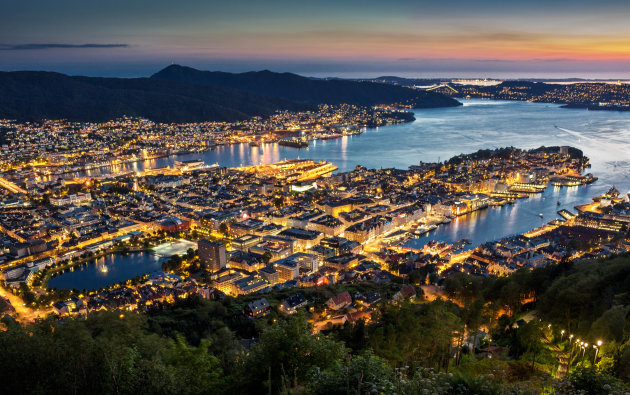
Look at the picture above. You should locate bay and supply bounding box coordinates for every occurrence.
[74,99,630,251]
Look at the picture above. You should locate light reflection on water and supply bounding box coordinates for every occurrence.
[48,240,195,291]
[47,251,161,291]
[62,99,630,247]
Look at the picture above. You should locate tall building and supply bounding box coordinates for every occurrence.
[198,239,227,272]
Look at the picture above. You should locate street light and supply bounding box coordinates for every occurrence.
[581,343,588,365]
[594,340,603,365]
[561,330,565,341]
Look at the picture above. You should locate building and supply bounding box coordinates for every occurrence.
[259,265,279,285]
[344,215,392,243]
[279,293,308,314]
[198,210,236,232]
[285,252,319,273]
[233,275,269,295]
[307,214,345,236]
[212,271,244,294]
[230,234,262,251]
[198,239,227,272]
[50,192,92,207]
[9,239,47,258]
[393,285,417,302]
[326,291,352,311]
[245,298,271,318]
[452,194,491,216]
[279,228,324,250]
[249,236,294,260]
[325,253,359,271]
[158,216,190,233]
[274,259,299,282]
[228,250,265,272]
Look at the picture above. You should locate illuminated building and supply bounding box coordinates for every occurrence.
[198,239,227,272]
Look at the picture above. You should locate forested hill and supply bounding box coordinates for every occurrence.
[151,65,462,108]
[0,71,312,122]
[2,253,629,393]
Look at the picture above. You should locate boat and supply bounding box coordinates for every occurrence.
[278,138,309,148]
[343,128,363,136]
[539,213,544,218]
[249,141,261,147]
[557,201,561,206]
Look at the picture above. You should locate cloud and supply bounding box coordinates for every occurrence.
[0,43,129,51]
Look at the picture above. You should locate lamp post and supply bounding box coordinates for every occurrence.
[594,340,602,365]
[561,330,565,342]
[581,343,588,365]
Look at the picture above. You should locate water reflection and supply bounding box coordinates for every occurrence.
[48,251,162,291]
[55,99,630,247]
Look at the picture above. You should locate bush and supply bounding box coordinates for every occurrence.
[553,367,630,394]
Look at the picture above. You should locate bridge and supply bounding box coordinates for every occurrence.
[425,84,459,94]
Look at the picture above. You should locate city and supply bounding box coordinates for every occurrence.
[2,0,630,394]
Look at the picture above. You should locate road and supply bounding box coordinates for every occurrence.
[0,285,52,323]
[0,176,27,194]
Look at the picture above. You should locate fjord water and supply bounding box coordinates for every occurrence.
[82,99,630,249]
[173,99,630,248]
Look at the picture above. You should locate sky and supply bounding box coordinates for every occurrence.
[1,0,630,78]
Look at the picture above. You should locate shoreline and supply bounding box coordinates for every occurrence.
[22,112,417,180]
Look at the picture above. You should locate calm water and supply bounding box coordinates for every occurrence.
[55,100,630,287]
[77,99,630,185]
[47,251,162,291]
[48,240,196,291]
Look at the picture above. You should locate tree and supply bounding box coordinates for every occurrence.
[239,315,346,393]
[517,320,545,372]
[368,300,462,370]
[309,351,395,395]
[218,222,229,237]
[186,248,196,260]
[162,255,183,272]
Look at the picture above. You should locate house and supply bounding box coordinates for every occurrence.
[326,291,352,311]
[245,298,271,318]
[345,311,371,324]
[53,297,86,316]
[356,291,381,308]
[393,285,417,302]
[279,293,308,314]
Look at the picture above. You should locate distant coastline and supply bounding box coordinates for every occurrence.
[560,103,630,112]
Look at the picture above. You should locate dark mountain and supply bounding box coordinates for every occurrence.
[0,71,312,122]
[151,65,461,108]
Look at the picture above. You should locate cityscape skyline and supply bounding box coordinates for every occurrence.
[2,0,630,78]
[2,2,630,393]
